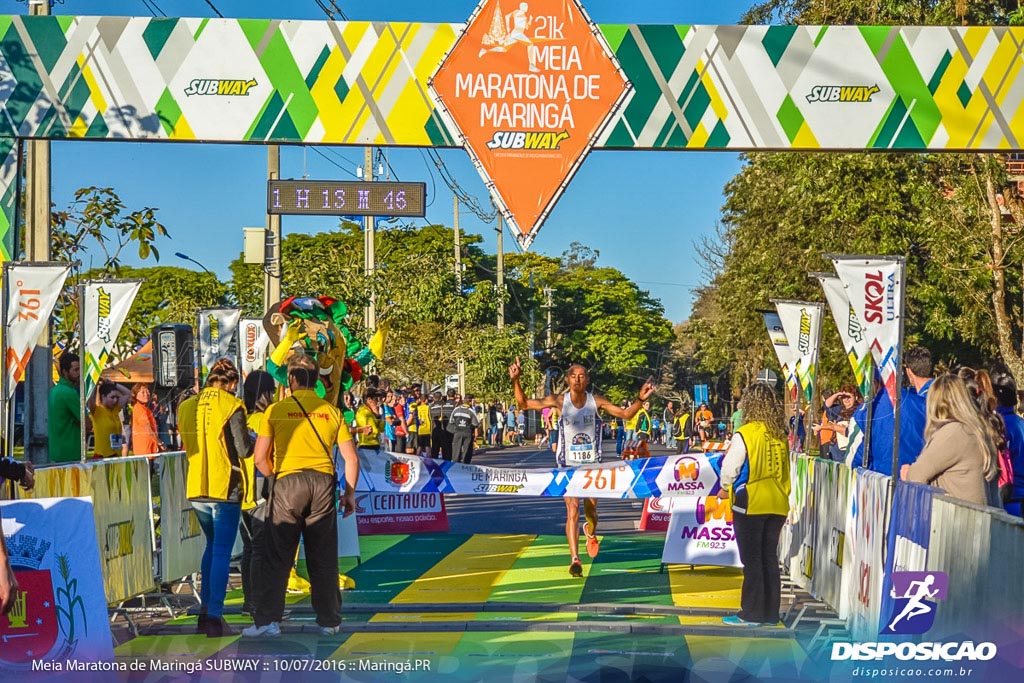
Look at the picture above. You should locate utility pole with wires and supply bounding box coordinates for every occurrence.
[24,0,51,464]
[496,216,505,329]
[454,195,465,396]
[264,146,281,315]
[363,146,376,333]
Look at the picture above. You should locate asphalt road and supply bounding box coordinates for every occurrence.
[442,442,673,537]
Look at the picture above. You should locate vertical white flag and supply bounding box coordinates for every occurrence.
[3,263,69,398]
[773,300,824,403]
[82,280,142,397]
[238,317,269,377]
[830,257,905,403]
[761,310,798,396]
[814,274,872,396]
[198,307,242,378]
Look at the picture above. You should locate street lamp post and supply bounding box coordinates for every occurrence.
[175,252,212,274]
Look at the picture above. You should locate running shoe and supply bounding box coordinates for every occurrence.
[583,522,600,559]
[569,559,583,578]
[241,621,281,638]
[721,615,759,627]
[319,625,341,636]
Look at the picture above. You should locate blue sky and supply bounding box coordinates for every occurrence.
[1,0,756,323]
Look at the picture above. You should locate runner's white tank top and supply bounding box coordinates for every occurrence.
[556,392,602,466]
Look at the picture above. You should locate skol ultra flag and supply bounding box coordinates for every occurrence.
[198,308,241,379]
[3,263,69,398]
[830,256,905,402]
[761,309,798,397]
[82,280,141,396]
[814,273,872,397]
[774,300,824,403]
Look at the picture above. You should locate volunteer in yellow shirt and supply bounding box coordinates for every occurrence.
[354,390,384,450]
[717,382,791,627]
[247,353,359,638]
[88,381,131,458]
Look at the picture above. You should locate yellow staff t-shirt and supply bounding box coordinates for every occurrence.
[259,390,352,479]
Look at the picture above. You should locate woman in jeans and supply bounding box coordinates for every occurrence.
[186,358,254,637]
[717,382,791,627]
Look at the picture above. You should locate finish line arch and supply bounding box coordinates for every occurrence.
[0,2,1021,256]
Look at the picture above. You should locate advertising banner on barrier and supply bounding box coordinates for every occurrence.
[90,457,156,604]
[81,280,142,397]
[786,454,815,590]
[355,490,450,534]
[774,301,824,402]
[762,309,798,397]
[198,307,242,380]
[158,452,204,583]
[238,317,269,377]
[830,256,905,402]
[661,495,740,567]
[878,480,940,634]
[0,497,114,670]
[2,263,69,398]
[356,451,725,499]
[841,468,890,640]
[815,273,872,397]
[809,458,851,611]
[639,497,671,532]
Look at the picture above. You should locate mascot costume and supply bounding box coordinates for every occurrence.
[262,295,388,591]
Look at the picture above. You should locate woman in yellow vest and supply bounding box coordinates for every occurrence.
[186,358,254,638]
[717,382,791,627]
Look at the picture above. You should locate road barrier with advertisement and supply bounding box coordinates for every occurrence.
[809,458,851,612]
[639,497,671,531]
[926,496,1024,659]
[839,468,890,640]
[156,452,204,583]
[877,480,940,630]
[661,495,741,567]
[354,490,450,534]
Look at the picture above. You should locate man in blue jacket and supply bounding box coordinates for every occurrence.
[850,346,933,476]
[992,372,1023,516]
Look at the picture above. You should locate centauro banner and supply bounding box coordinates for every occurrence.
[238,317,269,377]
[774,300,824,403]
[830,256,905,403]
[815,273,872,397]
[197,307,241,380]
[2,263,69,398]
[81,280,142,398]
[357,450,725,500]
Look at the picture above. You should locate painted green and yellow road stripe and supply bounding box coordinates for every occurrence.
[667,564,743,620]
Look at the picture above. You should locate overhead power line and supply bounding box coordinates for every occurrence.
[202,0,224,18]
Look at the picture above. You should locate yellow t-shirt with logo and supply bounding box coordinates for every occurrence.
[415,403,432,436]
[355,403,382,447]
[259,390,352,479]
[91,403,123,457]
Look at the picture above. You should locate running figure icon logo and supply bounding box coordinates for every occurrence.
[881,571,949,635]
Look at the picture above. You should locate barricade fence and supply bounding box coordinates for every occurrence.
[3,450,1021,630]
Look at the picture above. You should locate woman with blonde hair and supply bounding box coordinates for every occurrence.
[901,374,1001,507]
[718,382,791,626]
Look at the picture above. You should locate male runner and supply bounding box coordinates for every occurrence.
[509,358,655,577]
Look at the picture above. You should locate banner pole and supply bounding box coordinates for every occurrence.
[1,263,9,460]
[863,360,876,470]
[808,303,824,455]
[79,282,87,463]
[890,257,907,484]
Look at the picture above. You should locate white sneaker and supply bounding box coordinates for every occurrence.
[241,622,281,638]
[319,625,340,636]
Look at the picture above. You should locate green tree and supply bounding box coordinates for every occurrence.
[48,187,169,358]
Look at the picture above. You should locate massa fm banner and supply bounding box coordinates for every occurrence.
[356,450,725,500]
[2,12,1024,251]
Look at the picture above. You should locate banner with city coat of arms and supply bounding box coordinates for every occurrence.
[0,497,114,671]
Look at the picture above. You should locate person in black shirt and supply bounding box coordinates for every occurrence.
[448,395,481,463]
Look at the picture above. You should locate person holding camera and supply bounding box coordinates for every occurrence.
[812,385,861,461]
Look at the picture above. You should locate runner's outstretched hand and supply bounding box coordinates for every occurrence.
[508,357,522,381]
[638,378,656,401]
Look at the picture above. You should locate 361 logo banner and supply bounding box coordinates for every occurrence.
[3,263,69,398]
